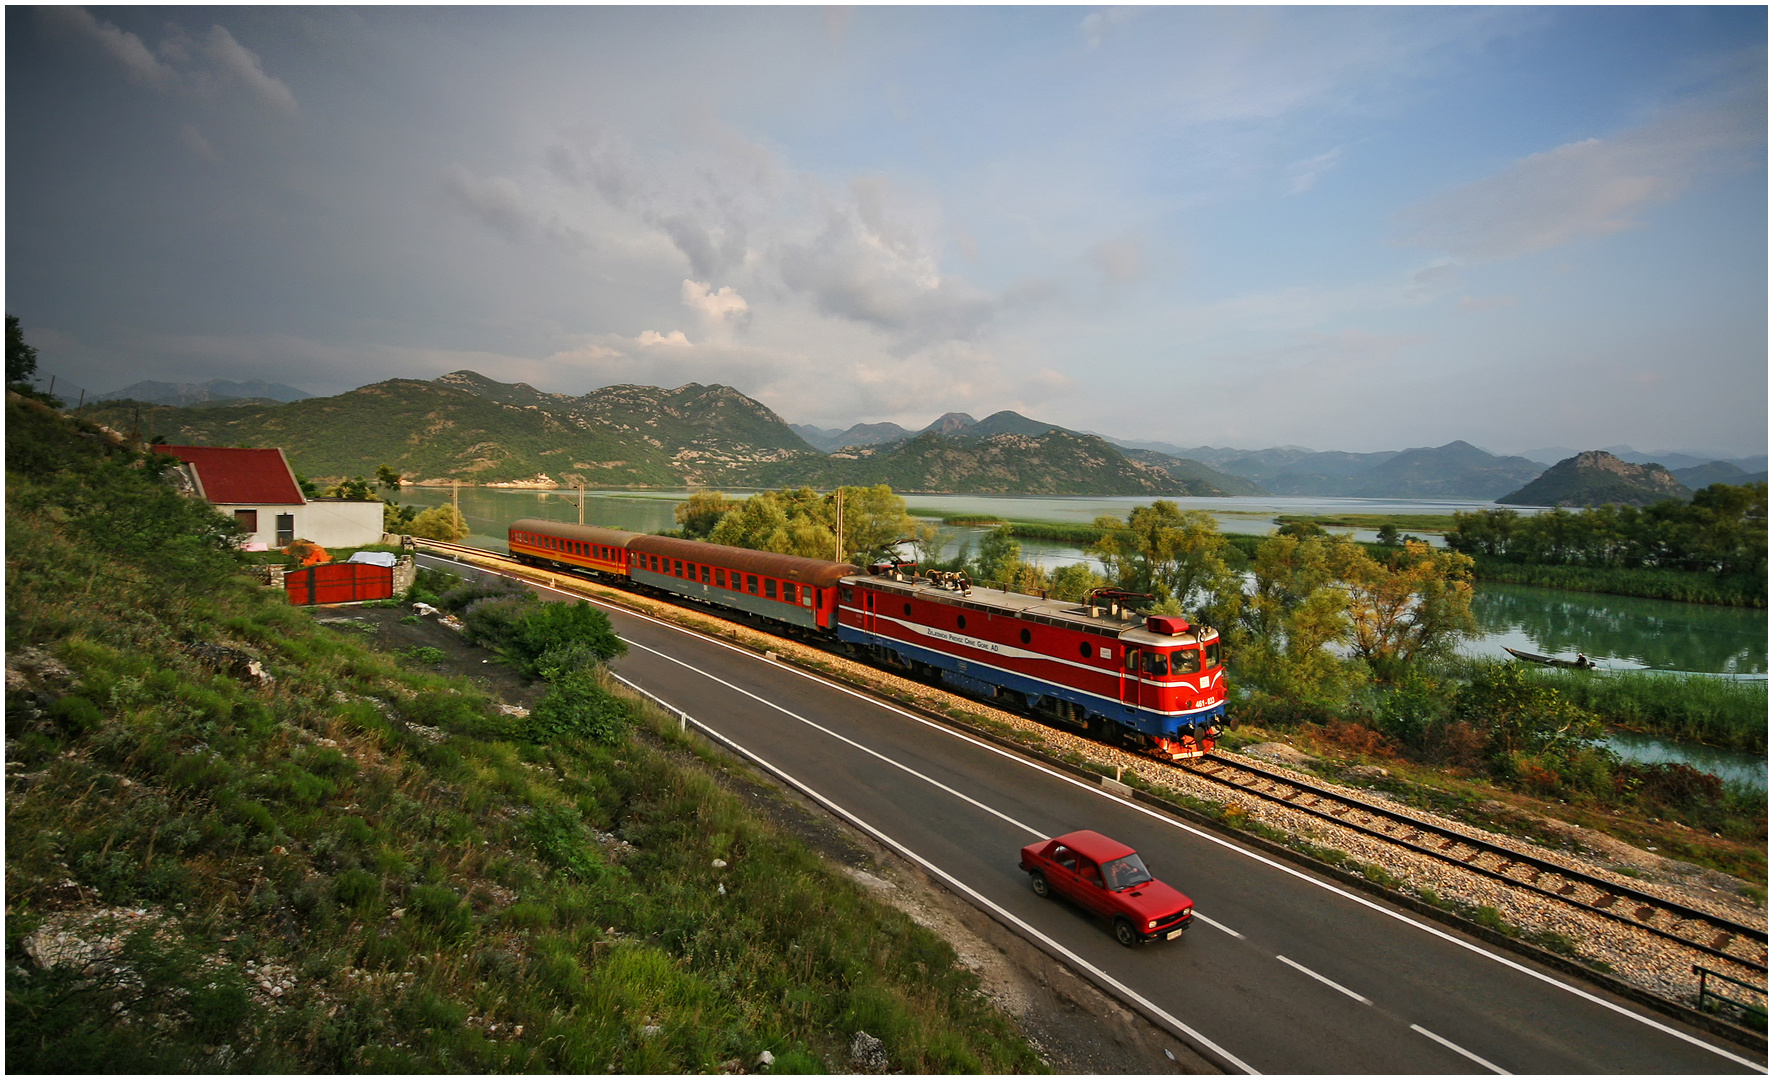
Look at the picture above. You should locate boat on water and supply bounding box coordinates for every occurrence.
[1504,646,1598,669]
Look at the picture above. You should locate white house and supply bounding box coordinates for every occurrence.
[155,445,384,551]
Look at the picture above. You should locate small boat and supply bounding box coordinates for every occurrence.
[1504,646,1597,669]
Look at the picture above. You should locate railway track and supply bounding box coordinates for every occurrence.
[1183,754,1768,978]
[412,538,1770,989]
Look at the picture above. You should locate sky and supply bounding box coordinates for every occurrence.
[7,5,1767,457]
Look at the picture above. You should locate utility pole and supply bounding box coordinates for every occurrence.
[834,487,845,563]
[578,482,585,526]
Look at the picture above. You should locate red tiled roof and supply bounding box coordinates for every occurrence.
[155,445,306,506]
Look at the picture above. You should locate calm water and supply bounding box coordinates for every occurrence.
[396,485,1766,782]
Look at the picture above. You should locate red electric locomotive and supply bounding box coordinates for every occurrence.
[505,518,1226,759]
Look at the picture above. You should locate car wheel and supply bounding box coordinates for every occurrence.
[1113,917,1139,948]
[1029,872,1051,899]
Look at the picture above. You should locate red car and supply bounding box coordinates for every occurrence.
[1019,829,1194,946]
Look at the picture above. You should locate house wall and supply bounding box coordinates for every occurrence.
[297,501,386,549]
[223,501,383,551]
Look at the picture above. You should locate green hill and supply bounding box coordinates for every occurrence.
[4,393,1042,1072]
[1498,450,1692,507]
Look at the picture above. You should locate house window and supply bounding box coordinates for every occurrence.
[275,513,295,546]
[234,508,259,533]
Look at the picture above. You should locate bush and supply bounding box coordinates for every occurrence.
[526,673,631,744]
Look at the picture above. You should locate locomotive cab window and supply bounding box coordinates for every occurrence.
[1203,639,1221,668]
[1124,649,1140,673]
[1142,651,1169,677]
[1172,647,1201,675]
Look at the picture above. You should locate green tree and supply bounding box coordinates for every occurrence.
[1091,501,1234,612]
[1047,561,1107,602]
[408,504,468,541]
[1453,661,1602,762]
[7,314,39,386]
[1229,533,1364,703]
[675,490,738,538]
[383,501,418,533]
[324,476,378,501]
[1342,541,1478,673]
[375,464,403,490]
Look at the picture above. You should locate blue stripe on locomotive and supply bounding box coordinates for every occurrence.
[836,624,1225,739]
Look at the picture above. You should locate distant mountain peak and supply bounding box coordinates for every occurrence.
[921,412,978,435]
[1498,450,1690,507]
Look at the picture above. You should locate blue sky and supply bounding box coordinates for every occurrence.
[7,6,1766,455]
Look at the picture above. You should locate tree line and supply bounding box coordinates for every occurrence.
[1446,483,1767,581]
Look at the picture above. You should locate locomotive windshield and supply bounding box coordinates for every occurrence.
[1172,647,1201,675]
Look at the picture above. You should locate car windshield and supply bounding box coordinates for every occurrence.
[1101,853,1153,891]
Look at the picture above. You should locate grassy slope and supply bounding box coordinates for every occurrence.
[4,397,1043,1073]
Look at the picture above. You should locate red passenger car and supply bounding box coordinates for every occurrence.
[1019,829,1194,946]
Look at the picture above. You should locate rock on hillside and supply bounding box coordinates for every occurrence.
[1118,448,1269,496]
[1498,451,1693,507]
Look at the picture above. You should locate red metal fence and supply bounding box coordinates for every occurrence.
[284,562,394,605]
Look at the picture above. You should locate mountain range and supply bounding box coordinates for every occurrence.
[97,378,315,406]
[79,369,1764,501]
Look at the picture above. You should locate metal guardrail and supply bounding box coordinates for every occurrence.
[1696,965,1768,1030]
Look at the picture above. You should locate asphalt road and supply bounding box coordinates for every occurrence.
[422,557,1764,1074]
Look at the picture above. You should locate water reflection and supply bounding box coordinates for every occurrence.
[1604,731,1768,792]
[1469,583,1767,675]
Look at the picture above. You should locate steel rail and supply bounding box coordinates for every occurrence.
[1187,755,1767,976]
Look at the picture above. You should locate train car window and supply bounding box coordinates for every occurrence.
[761,579,774,599]
[903,603,912,616]
[804,590,814,607]
[1079,641,1092,659]
[746,575,758,594]
[1203,638,1220,668]
[957,615,967,630]
[782,582,797,603]
[1173,647,1201,675]
[1020,628,1032,645]
[700,565,710,583]
[670,560,680,576]
[714,569,726,588]
[1143,651,1169,677]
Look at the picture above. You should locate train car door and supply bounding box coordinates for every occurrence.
[1119,648,1140,707]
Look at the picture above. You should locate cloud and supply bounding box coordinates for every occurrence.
[47,8,298,117]
[682,280,750,326]
[42,7,176,87]
[443,167,536,241]
[1079,7,1140,49]
[1286,148,1343,195]
[1091,238,1143,284]
[636,329,692,348]
[1398,89,1765,261]
[198,25,298,116]
[179,124,219,162]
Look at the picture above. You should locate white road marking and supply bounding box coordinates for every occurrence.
[466,561,1764,1072]
[618,637,1048,840]
[610,673,1260,1077]
[1276,954,1373,1006]
[1193,912,1244,939]
[1411,1024,1510,1074]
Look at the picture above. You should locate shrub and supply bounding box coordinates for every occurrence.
[526,673,631,744]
